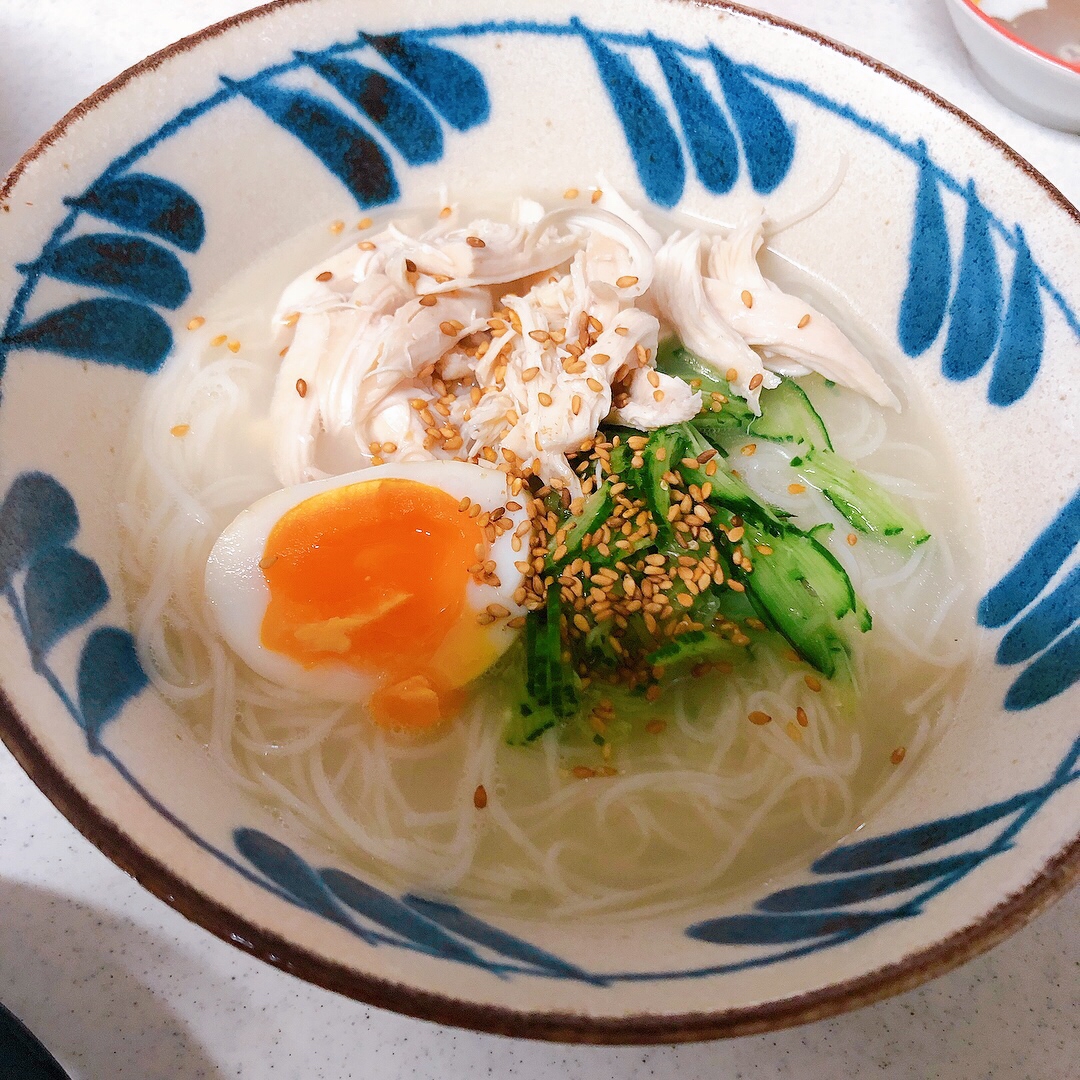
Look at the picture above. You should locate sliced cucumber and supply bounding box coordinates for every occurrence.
[662,340,928,549]
[646,629,743,671]
[677,422,789,527]
[640,426,685,540]
[658,339,831,449]
[549,483,614,568]
[748,377,833,450]
[582,620,620,666]
[506,585,580,745]
[504,698,559,745]
[796,448,930,546]
[731,518,861,678]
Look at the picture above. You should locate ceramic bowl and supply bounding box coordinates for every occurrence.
[0,0,1077,1044]
[943,0,1080,132]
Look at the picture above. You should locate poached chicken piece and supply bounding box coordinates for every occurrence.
[269,191,896,492]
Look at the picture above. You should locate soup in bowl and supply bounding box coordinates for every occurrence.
[0,0,1076,1042]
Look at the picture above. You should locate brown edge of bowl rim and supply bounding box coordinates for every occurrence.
[0,0,1078,1046]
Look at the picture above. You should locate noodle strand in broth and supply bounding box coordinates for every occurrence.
[120,199,975,919]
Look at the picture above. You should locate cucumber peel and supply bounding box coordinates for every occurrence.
[646,629,743,671]
[659,339,929,548]
[796,448,931,546]
[506,584,581,745]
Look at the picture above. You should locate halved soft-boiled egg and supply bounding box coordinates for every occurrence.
[204,461,528,730]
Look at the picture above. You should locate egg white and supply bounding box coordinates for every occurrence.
[204,460,529,702]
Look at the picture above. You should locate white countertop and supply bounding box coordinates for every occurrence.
[0,2,1076,1077]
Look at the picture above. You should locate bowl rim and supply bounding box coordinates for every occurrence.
[0,0,1078,1045]
[954,0,1080,76]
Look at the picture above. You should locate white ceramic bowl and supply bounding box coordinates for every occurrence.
[943,0,1080,132]
[0,0,1077,1043]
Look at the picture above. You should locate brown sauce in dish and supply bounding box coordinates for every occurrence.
[992,0,1080,67]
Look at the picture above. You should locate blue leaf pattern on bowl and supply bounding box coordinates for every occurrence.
[754,851,987,912]
[996,565,1080,666]
[322,870,488,965]
[76,627,148,743]
[0,473,78,586]
[0,473,146,749]
[988,226,1044,407]
[4,296,174,373]
[898,143,952,358]
[941,182,1003,382]
[577,21,687,208]
[980,490,1080,709]
[234,828,379,939]
[24,546,109,657]
[301,54,445,167]
[0,172,205,373]
[225,77,399,209]
[233,826,604,981]
[68,173,206,253]
[704,44,794,195]
[223,733,1075,980]
[32,233,191,310]
[650,37,740,196]
[366,34,490,133]
[980,492,1080,628]
[401,894,606,983]
[689,908,904,947]
[813,790,1030,872]
[1003,626,1080,712]
[897,159,1048,403]
[685,739,1078,956]
[3,19,1074,410]
[0,37,494,372]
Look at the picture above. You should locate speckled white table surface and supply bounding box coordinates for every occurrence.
[0,1,1076,1077]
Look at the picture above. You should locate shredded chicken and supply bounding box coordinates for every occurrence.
[656,209,899,412]
[703,210,899,408]
[269,191,898,489]
[652,231,779,412]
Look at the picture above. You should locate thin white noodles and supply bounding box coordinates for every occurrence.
[117,207,974,919]
[765,153,850,238]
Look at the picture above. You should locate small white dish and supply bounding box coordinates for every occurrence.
[943,0,1080,132]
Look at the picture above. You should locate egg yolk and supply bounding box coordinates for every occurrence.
[260,478,486,729]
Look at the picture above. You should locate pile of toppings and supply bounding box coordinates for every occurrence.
[498,342,927,749]
[261,189,929,751]
[519,432,740,686]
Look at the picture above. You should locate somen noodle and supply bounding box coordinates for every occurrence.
[119,192,974,918]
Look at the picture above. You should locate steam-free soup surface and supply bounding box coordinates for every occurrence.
[121,194,975,918]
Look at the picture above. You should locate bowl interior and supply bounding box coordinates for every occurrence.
[0,0,1077,1041]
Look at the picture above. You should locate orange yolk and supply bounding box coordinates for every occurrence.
[260,478,484,730]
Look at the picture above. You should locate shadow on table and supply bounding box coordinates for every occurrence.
[0,878,228,1080]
